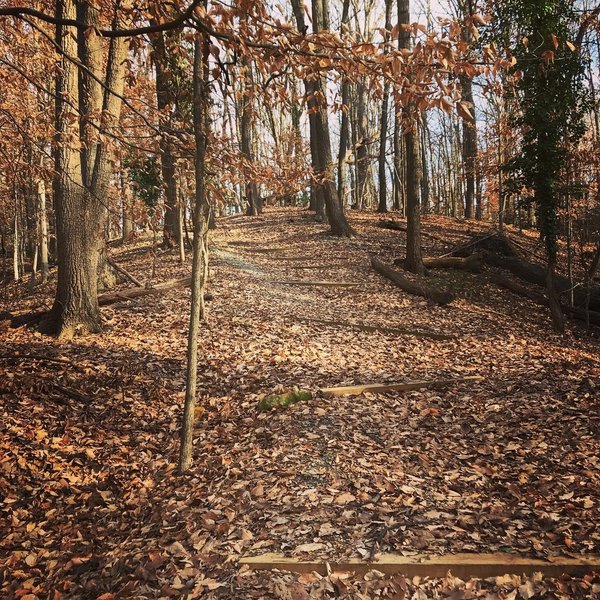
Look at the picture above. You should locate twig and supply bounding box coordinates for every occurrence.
[52,383,93,404]
[0,354,73,366]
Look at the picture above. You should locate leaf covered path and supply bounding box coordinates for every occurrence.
[1,209,599,598]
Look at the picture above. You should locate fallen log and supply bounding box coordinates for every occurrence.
[485,254,600,312]
[107,257,143,287]
[396,253,483,273]
[449,232,523,258]
[297,317,456,341]
[320,375,483,398]
[98,277,192,306]
[491,273,600,327]
[377,220,448,243]
[377,218,404,231]
[371,257,454,305]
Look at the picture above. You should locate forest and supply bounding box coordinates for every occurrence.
[0,0,599,598]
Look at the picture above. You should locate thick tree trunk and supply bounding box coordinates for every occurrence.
[419,254,483,272]
[41,0,128,338]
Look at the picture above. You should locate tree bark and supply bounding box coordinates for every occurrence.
[461,75,477,219]
[377,0,394,213]
[292,0,354,236]
[240,52,261,216]
[420,254,483,272]
[151,31,182,248]
[398,0,424,274]
[40,0,129,338]
[13,211,19,281]
[179,34,211,473]
[36,179,49,282]
[355,78,374,209]
[337,0,351,208]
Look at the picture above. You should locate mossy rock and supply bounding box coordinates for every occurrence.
[257,390,312,411]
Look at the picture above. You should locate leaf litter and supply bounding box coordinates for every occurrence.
[1,208,599,598]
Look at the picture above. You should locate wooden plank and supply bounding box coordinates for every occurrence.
[297,317,456,341]
[243,247,284,254]
[271,255,346,262]
[320,375,483,398]
[240,552,600,578]
[274,280,362,288]
[290,264,341,270]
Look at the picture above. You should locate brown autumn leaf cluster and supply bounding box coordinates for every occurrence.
[1,208,599,598]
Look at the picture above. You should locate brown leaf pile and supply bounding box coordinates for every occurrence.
[1,208,598,598]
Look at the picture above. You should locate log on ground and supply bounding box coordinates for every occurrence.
[98,277,193,306]
[485,254,600,312]
[107,257,143,287]
[449,232,524,258]
[491,273,600,327]
[377,218,404,231]
[320,375,483,398]
[371,257,455,305]
[396,253,483,273]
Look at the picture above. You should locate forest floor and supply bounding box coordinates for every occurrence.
[1,208,599,599]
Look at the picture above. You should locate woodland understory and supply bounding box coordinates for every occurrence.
[1,209,599,599]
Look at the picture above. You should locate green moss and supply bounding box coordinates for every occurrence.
[257,390,312,411]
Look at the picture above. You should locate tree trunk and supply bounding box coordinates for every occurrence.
[37,179,50,282]
[40,0,129,338]
[398,0,424,274]
[13,211,19,282]
[180,35,211,474]
[337,0,351,208]
[355,78,374,209]
[151,31,182,248]
[461,74,477,220]
[240,54,261,216]
[377,0,393,213]
[292,0,353,236]
[120,170,134,243]
[393,114,403,212]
